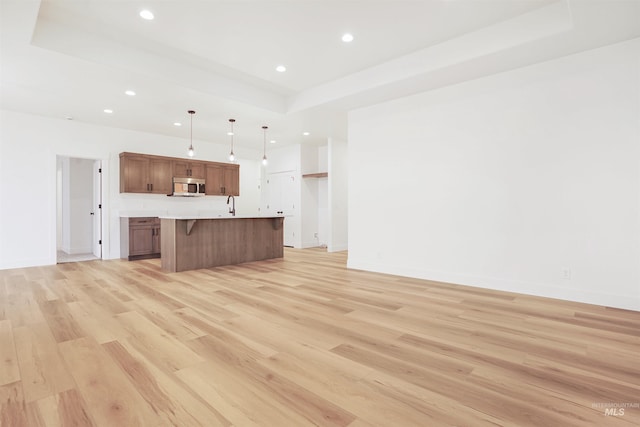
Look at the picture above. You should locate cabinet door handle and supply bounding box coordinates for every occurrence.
[150,183,153,191]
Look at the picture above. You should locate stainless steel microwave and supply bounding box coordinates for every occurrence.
[172,177,205,196]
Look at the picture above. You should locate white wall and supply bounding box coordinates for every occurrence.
[59,157,70,252]
[56,158,63,250]
[0,110,262,269]
[328,138,348,252]
[348,38,640,311]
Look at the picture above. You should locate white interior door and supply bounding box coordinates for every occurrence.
[266,172,296,247]
[264,174,282,215]
[92,160,102,258]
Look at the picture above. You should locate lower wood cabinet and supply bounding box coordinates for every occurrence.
[124,217,161,260]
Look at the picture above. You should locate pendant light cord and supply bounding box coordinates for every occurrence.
[262,125,268,165]
[229,119,236,161]
[188,110,195,157]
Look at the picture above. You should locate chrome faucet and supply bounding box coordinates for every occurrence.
[227,195,236,216]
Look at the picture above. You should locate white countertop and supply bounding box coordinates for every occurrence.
[119,210,170,218]
[158,215,284,220]
[119,210,286,219]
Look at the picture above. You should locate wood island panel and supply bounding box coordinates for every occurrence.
[160,217,283,272]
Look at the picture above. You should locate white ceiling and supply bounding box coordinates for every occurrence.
[1,0,639,152]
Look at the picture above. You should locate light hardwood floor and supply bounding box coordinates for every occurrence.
[1,248,638,426]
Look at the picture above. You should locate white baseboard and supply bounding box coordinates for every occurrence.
[347,258,640,312]
[0,257,55,270]
[327,243,348,252]
[301,240,321,249]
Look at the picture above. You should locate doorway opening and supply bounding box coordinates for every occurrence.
[56,156,103,263]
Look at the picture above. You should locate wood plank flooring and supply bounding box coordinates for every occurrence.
[0,248,638,426]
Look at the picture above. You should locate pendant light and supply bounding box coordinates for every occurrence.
[261,125,268,166]
[187,110,195,157]
[228,119,236,162]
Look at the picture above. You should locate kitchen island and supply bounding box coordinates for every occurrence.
[160,215,284,272]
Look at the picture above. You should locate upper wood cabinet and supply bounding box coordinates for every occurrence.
[120,152,239,196]
[205,163,239,196]
[173,160,205,179]
[148,157,173,194]
[205,164,223,196]
[223,164,240,196]
[120,153,172,194]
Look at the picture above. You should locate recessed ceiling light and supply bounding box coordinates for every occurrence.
[270,140,276,144]
[103,109,113,114]
[173,122,182,126]
[125,90,136,96]
[342,33,354,43]
[139,10,154,20]
[302,131,310,136]
[276,65,286,73]
[227,131,234,136]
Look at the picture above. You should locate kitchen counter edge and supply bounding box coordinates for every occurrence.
[158,215,285,220]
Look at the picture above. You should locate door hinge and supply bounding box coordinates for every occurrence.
[99,240,102,245]
[98,204,102,209]
[98,168,102,173]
